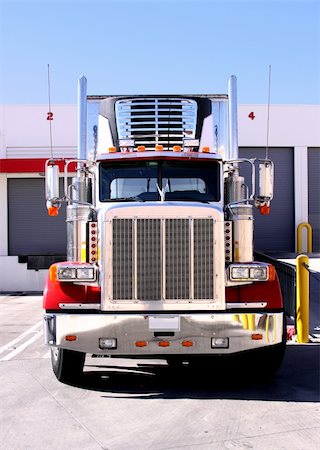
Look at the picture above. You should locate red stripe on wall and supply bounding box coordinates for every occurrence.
[0,159,76,173]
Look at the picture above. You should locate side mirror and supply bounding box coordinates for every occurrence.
[258,160,273,200]
[254,160,274,215]
[45,163,61,216]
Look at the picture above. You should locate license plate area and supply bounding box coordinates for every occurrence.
[149,316,180,332]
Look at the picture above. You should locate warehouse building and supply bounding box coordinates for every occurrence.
[0,103,319,291]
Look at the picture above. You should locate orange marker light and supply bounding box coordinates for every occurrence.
[158,340,170,347]
[251,333,263,340]
[173,145,182,152]
[202,146,210,153]
[155,145,163,151]
[137,146,146,152]
[48,206,59,217]
[182,340,193,347]
[49,264,57,282]
[135,341,147,347]
[65,335,77,341]
[268,264,276,281]
[108,147,117,153]
[259,204,270,215]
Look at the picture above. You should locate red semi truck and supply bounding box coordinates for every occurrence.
[43,76,285,384]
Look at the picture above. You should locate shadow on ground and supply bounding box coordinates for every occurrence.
[72,345,320,402]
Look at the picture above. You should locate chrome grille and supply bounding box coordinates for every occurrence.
[112,218,215,301]
[115,98,197,150]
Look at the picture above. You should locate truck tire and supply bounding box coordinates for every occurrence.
[51,347,85,384]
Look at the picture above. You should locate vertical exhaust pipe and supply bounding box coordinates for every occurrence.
[78,76,87,161]
[228,75,239,161]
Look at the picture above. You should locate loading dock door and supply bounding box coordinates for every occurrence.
[239,147,295,252]
[8,178,67,255]
[308,148,320,252]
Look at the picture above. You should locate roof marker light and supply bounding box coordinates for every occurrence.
[173,146,182,152]
[202,146,210,153]
[108,147,117,153]
[155,145,163,151]
[137,146,146,152]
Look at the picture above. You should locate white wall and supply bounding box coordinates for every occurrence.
[0,104,77,159]
[238,105,320,147]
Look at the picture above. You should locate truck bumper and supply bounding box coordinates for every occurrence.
[44,311,284,356]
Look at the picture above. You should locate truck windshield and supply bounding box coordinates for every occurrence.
[99,160,220,202]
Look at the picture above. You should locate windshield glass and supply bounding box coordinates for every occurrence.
[99,160,220,202]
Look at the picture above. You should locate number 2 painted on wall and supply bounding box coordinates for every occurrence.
[47,112,54,121]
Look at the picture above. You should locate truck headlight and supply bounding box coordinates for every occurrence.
[249,267,268,280]
[230,266,250,280]
[56,264,96,282]
[229,264,269,281]
[58,267,76,280]
[76,268,95,280]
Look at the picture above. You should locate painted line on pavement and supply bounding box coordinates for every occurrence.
[0,329,43,361]
[0,320,43,356]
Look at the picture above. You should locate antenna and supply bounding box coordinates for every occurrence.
[47,64,54,159]
[266,64,272,160]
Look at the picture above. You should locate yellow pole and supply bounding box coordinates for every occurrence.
[240,314,248,330]
[296,254,309,343]
[247,314,256,331]
[297,223,313,253]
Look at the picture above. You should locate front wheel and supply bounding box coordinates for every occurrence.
[51,347,85,384]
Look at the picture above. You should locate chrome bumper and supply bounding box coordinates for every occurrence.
[44,312,284,356]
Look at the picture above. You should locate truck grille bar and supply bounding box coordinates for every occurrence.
[112,218,215,302]
[115,98,197,150]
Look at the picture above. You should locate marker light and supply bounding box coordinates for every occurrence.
[108,147,117,153]
[158,341,170,347]
[173,145,182,152]
[259,204,270,215]
[99,338,117,349]
[48,205,59,216]
[202,146,210,153]
[155,145,163,151]
[65,335,77,341]
[137,146,145,152]
[251,333,263,340]
[135,341,147,347]
[182,340,193,347]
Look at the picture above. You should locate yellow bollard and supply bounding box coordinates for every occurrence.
[296,255,309,343]
[247,314,256,331]
[240,314,249,330]
[297,223,312,253]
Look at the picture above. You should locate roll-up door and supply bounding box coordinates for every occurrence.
[8,178,67,255]
[239,148,295,252]
[308,148,320,252]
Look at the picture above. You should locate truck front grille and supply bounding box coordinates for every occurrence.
[115,98,197,150]
[112,218,215,301]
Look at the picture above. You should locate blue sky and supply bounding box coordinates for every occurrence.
[0,0,319,104]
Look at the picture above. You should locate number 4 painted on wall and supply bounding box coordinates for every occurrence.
[248,111,255,120]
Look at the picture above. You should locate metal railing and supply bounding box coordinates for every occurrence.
[254,251,296,318]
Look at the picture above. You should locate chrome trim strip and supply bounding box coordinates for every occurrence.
[59,303,101,310]
[226,302,267,309]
